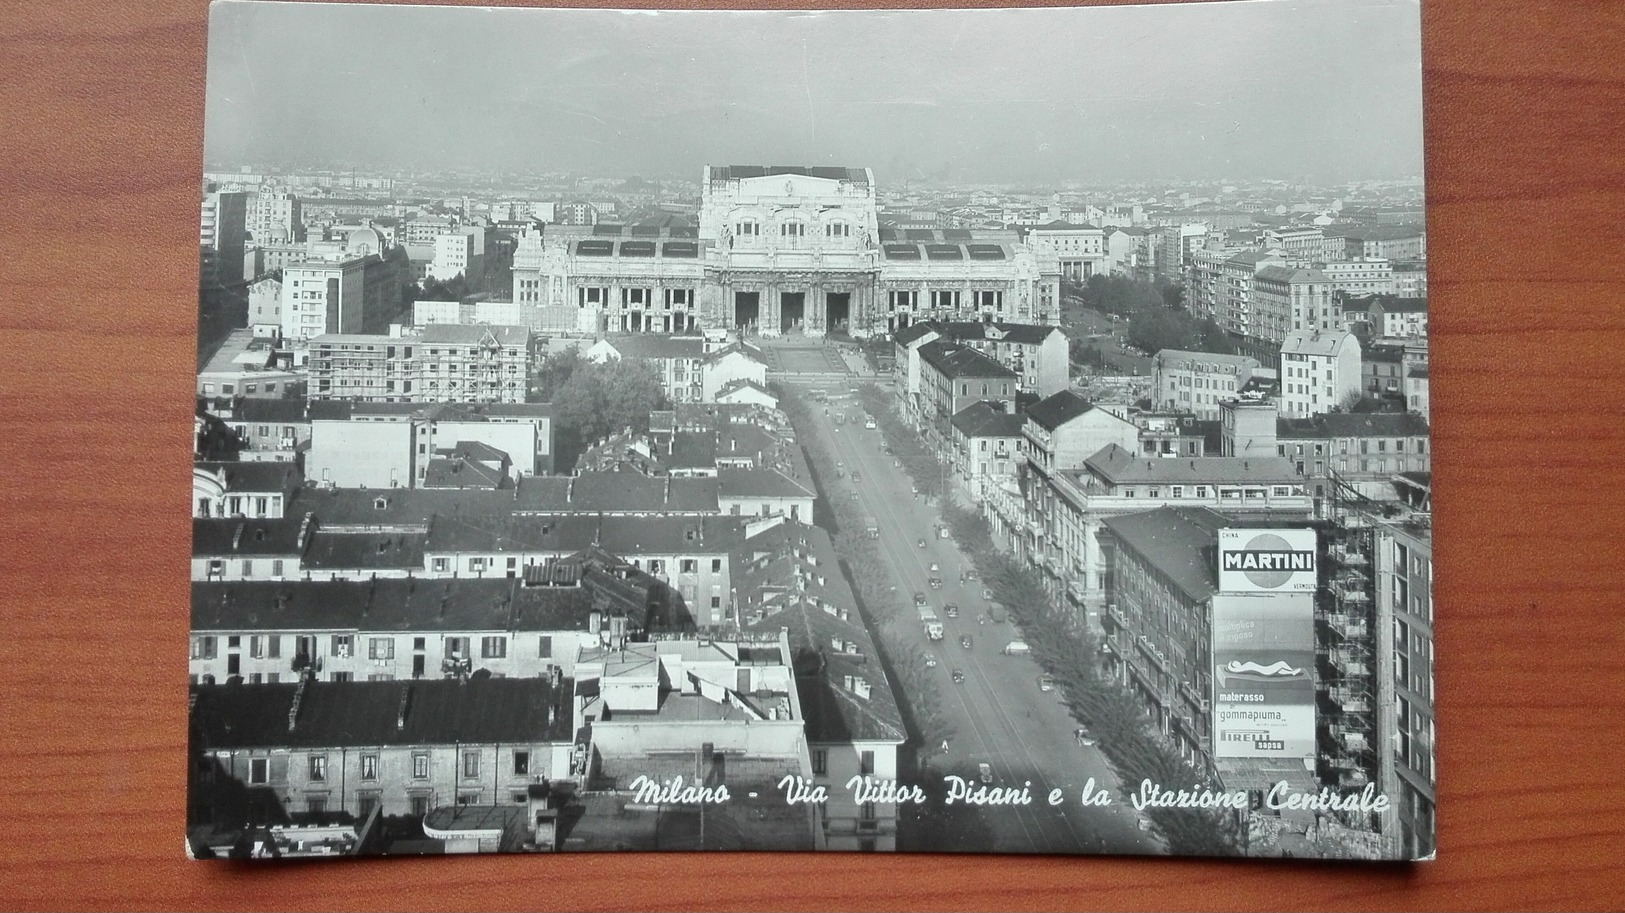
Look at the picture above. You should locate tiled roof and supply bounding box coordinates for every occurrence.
[303,530,426,571]
[192,517,308,558]
[951,401,1024,438]
[1023,390,1094,430]
[717,467,814,499]
[893,324,940,347]
[598,335,707,360]
[229,398,310,424]
[195,461,301,493]
[1276,412,1430,439]
[1281,329,1357,357]
[189,677,572,750]
[1100,506,1228,602]
[917,339,1016,380]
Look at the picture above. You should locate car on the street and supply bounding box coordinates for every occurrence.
[836,461,844,469]
[944,603,959,619]
[928,576,943,589]
[978,763,994,784]
[864,418,877,429]
[960,634,973,649]
[913,592,928,608]
[894,459,902,468]
[928,562,939,573]
[849,491,860,500]
[952,669,965,683]
[1039,674,1055,692]
[851,471,861,482]
[963,569,979,582]
[925,654,938,668]
[980,587,994,600]
[917,538,927,548]
[910,483,918,494]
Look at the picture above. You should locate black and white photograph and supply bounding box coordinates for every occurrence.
[187,0,1433,861]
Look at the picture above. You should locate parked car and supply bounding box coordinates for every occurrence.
[1039,674,1055,692]
[980,587,994,600]
[864,418,877,429]
[952,669,966,683]
[978,763,994,784]
[1003,641,1031,656]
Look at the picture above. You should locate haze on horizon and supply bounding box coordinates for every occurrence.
[203,0,1425,186]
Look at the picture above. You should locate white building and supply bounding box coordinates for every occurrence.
[1279,329,1362,418]
[1151,350,1262,419]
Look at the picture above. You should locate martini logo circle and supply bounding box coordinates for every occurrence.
[1239,533,1295,588]
[1218,529,1317,593]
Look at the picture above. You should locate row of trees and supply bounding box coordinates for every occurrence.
[856,384,1242,856]
[531,347,670,472]
[1065,274,1182,318]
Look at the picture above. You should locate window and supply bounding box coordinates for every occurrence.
[190,636,217,660]
[369,638,394,660]
[331,635,353,658]
[514,751,530,776]
[481,636,507,659]
[271,559,284,577]
[413,752,430,779]
[469,557,487,573]
[812,749,828,775]
[360,754,378,781]
[463,751,481,779]
[410,795,430,817]
[680,559,697,573]
[249,758,268,784]
[712,558,723,573]
[432,557,449,573]
[860,751,875,775]
[306,796,327,815]
[537,635,553,659]
[309,755,327,782]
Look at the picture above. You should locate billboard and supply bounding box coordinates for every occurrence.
[1218,528,1318,594]
[1211,592,1316,759]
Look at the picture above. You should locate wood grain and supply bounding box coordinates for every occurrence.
[1,0,1621,908]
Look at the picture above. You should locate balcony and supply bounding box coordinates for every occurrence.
[1179,680,1209,713]
[1136,636,1169,673]
[1325,613,1370,639]
[1106,603,1127,628]
[1066,581,1089,607]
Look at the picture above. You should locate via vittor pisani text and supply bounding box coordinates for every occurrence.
[628,774,1391,814]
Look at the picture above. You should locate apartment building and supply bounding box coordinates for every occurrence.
[1279,329,1362,418]
[307,324,533,405]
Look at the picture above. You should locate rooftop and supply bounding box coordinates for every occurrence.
[192,517,308,558]
[1082,443,1301,485]
[1281,329,1358,357]
[951,401,1024,438]
[1024,390,1095,430]
[917,339,1017,381]
[596,335,707,361]
[189,677,573,750]
[709,165,868,185]
[1276,412,1431,439]
[1101,506,1228,602]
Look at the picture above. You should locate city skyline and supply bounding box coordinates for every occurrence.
[203,0,1425,185]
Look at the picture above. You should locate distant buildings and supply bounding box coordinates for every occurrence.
[201,189,250,286]
[279,247,411,340]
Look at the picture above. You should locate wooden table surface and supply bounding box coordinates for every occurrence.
[1,0,1621,908]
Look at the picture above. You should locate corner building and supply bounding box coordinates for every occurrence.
[511,166,1060,338]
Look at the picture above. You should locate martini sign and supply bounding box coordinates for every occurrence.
[1218,528,1318,594]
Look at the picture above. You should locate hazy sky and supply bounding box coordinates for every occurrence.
[203,0,1424,184]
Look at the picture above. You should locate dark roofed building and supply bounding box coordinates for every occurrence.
[915,338,1018,421]
[194,461,303,520]
[188,677,574,830]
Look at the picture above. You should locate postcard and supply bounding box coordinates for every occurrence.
[189,0,1433,860]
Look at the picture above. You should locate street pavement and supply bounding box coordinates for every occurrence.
[791,380,1162,855]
